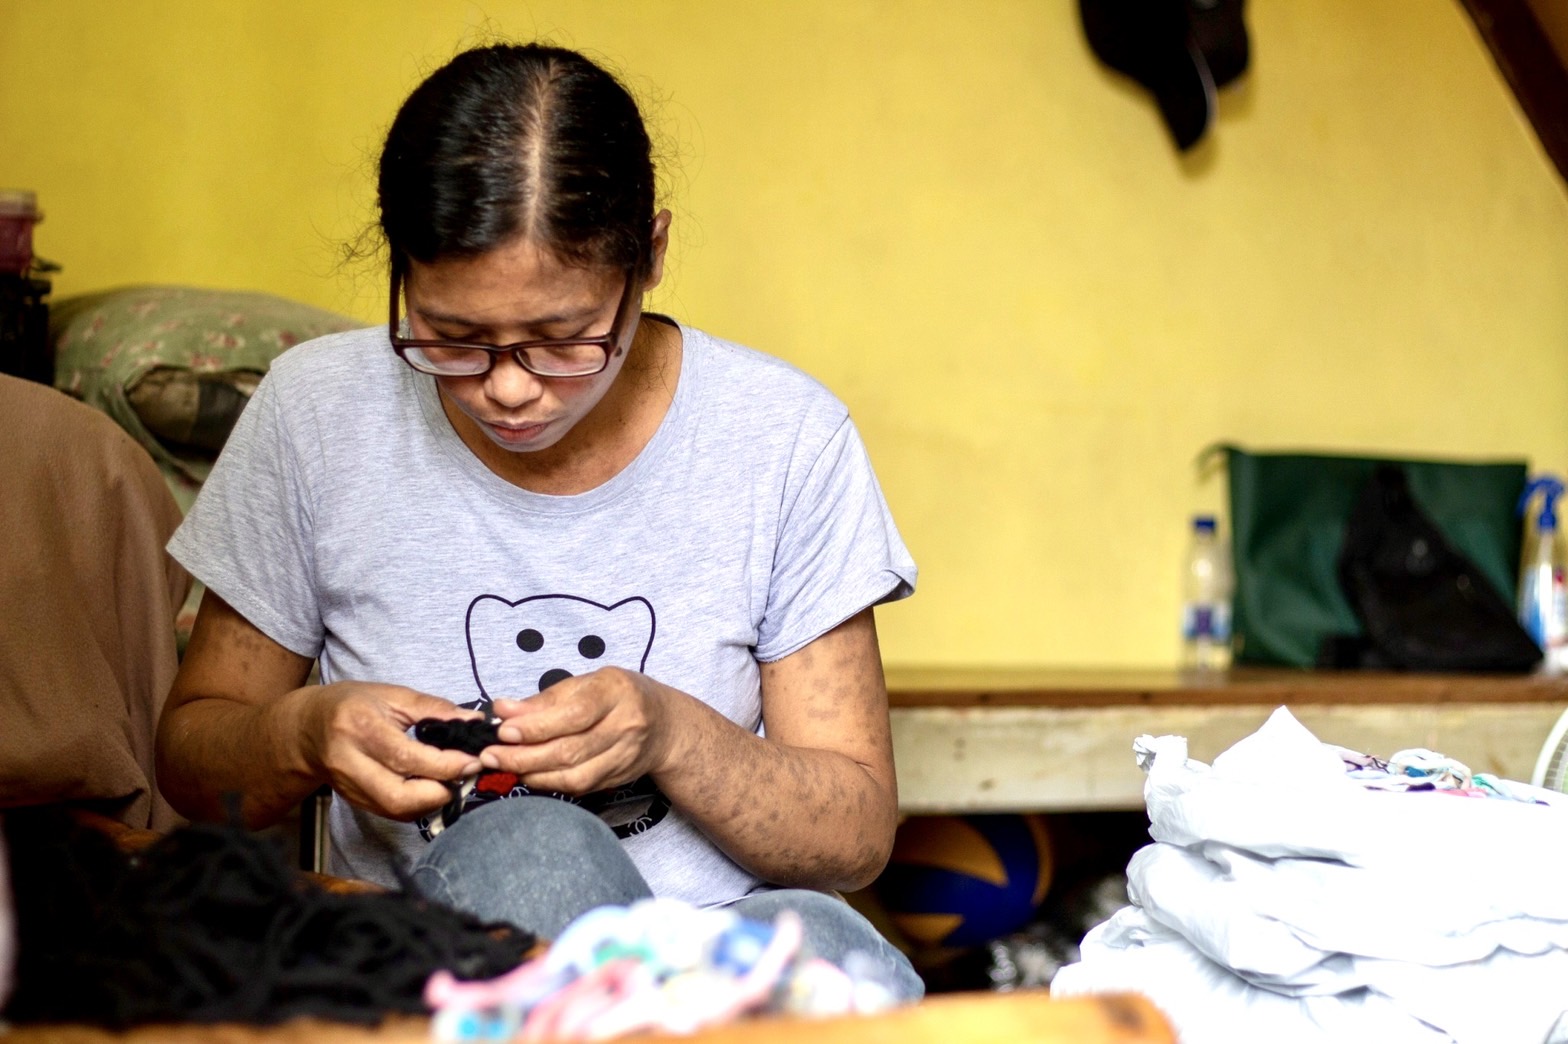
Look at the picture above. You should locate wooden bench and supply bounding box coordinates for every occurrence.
[886,667,1568,813]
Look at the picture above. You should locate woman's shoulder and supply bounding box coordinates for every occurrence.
[682,324,849,431]
[265,325,389,384]
[257,326,412,413]
[228,327,421,463]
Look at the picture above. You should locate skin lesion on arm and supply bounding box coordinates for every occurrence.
[660,608,900,892]
[159,591,486,828]
[155,590,321,826]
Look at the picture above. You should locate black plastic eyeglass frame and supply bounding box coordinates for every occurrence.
[388,264,639,378]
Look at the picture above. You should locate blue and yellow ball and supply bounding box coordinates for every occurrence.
[874,813,1053,950]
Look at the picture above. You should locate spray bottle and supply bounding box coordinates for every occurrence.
[1518,474,1567,673]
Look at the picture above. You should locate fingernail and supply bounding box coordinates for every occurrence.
[498,727,521,743]
[480,753,499,770]
[462,760,482,776]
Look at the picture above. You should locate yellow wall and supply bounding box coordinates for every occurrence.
[3,1,1566,669]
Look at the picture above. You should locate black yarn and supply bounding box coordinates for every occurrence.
[2,806,535,1028]
[414,717,501,756]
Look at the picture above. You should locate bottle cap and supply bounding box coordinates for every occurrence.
[1520,476,1565,533]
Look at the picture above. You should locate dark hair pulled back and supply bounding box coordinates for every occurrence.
[378,44,654,276]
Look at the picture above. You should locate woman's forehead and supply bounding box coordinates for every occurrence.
[405,238,621,322]
[410,236,615,286]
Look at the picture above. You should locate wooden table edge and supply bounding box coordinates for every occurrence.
[885,667,1568,708]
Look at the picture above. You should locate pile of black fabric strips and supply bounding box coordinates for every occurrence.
[2,806,535,1028]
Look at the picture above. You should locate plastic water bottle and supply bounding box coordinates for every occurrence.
[1180,515,1233,672]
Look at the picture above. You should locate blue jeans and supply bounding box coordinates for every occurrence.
[408,796,924,1001]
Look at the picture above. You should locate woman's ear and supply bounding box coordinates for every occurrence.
[644,209,672,292]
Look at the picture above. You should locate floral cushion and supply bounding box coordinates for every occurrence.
[51,285,359,501]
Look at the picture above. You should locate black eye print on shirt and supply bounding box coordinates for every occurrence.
[578,635,606,659]
[516,629,544,653]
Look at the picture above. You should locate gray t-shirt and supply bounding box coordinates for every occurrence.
[168,319,917,904]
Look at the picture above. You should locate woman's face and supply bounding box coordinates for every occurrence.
[402,229,661,457]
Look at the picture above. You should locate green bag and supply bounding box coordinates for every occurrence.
[1219,445,1529,668]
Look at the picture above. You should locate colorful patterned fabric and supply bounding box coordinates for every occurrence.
[51,285,358,492]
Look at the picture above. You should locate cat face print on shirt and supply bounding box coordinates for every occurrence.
[417,593,671,843]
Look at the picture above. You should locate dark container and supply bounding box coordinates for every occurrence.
[0,190,39,276]
[0,275,53,385]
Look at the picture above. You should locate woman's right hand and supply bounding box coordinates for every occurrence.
[301,681,485,821]
[157,589,485,828]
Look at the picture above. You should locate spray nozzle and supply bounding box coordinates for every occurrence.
[1519,474,1565,533]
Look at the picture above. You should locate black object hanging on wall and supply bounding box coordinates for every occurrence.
[1079,0,1250,151]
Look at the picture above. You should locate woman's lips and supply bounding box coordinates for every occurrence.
[487,419,550,444]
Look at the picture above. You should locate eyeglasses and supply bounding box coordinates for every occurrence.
[389,265,639,378]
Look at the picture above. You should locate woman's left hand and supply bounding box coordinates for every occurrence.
[482,667,677,794]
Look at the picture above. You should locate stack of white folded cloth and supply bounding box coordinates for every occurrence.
[1050,707,1568,1043]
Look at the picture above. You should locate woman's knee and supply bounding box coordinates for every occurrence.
[730,889,925,1002]
[409,797,651,939]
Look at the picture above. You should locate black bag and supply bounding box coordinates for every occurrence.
[1327,464,1542,673]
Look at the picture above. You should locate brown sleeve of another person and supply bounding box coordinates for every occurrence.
[0,374,191,830]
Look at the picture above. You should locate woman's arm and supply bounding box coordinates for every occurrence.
[156,590,484,828]
[483,608,899,892]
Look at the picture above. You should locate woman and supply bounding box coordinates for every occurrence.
[156,43,920,997]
